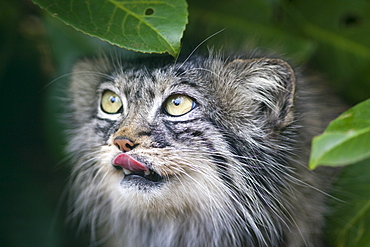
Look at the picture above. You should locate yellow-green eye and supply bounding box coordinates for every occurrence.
[164,94,195,116]
[101,90,123,114]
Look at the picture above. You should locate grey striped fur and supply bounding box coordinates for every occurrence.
[66,52,341,247]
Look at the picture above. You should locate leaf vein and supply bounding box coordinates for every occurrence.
[108,0,176,54]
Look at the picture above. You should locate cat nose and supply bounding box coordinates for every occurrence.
[114,137,135,152]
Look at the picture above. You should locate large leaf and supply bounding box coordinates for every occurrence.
[309,99,370,169]
[32,0,188,57]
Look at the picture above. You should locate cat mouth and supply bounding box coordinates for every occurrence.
[113,153,164,189]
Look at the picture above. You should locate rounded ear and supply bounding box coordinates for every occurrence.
[226,58,296,130]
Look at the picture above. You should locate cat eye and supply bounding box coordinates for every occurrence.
[164,94,195,116]
[101,90,123,114]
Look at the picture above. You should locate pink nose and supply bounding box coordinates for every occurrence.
[113,153,149,172]
[114,138,134,152]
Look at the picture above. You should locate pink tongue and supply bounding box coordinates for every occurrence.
[113,153,149,172]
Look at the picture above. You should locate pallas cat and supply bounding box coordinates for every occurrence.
[66,52,340,247]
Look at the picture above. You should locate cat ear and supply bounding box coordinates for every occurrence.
[225,58,296,130]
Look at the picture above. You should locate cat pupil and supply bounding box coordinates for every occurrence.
[110,96,117,103]
[173,98,181,106]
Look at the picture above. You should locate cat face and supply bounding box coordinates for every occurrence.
[67,54,300,245]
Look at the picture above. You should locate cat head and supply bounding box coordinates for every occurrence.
[67,54,297,243]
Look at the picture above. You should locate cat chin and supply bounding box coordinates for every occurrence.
[107,171,228,216]
[119,174,164,190]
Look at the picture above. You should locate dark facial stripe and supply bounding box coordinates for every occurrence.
[162,118,205,143]
[162,117,203,126]
[150,128,172,148]
[162,116,235,187]
[94,117,121,141]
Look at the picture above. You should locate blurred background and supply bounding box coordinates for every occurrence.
[0,0,369,246]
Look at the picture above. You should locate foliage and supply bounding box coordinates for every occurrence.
[1,0,368,246]
[326,159,370,247]
[32,0,188,57]
[310,99,370,169]
[33,0,370,246]
[309,99,370,247]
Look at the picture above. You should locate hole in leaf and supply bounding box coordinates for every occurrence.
[341,14,362,27]
[145,8,154,16]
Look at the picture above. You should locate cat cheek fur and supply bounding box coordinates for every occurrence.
[66,53,340,247]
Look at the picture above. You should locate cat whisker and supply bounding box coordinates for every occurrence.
[176,29,225,69]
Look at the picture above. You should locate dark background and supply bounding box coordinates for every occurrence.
[0,0,369,246]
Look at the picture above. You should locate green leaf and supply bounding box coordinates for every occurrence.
[32,0,188,57]
[309,98,370,169]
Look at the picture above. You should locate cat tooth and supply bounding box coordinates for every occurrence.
[144,170,150,176]
[123,168,132,175]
